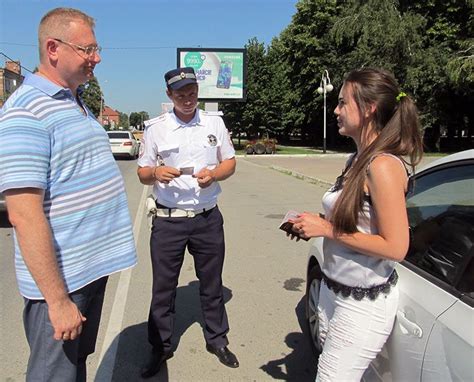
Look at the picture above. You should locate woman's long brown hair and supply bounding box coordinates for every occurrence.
[331,68,423,235]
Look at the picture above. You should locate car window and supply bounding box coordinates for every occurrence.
[405,162,474,296]
[108,132,130,139]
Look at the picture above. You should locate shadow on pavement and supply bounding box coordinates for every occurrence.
[96,280,233,381]
[260,296,318,381]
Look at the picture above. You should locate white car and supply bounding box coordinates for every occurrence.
[107,131,139,159]
[305,149,474,381]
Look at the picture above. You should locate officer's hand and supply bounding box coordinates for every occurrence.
[154,166,181,184]
[194,169,216,188]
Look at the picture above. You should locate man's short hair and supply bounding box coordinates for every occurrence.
[38,8,95,60]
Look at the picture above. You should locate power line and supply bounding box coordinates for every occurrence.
[0,42,180,50]
[0,51,34,74]
[0,42,36,47]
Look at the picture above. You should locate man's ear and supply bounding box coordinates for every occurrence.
[166,89,172,99]
[45,39,59,59]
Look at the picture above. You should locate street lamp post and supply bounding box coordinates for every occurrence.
[317,70,333,153]
[98,79,107,127]
[99,96,103,125]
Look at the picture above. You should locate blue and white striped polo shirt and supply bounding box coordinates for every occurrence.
[0,73,137,299]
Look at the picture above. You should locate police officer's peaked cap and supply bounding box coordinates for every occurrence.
[165,67,198,90]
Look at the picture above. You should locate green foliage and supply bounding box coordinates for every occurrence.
[221,38,271,139]
[81,77,102,117]
[119,112,129,129]
[129,111,149,129]
[221,0,473,151]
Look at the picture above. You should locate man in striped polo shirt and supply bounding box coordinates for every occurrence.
[0,8,137,381]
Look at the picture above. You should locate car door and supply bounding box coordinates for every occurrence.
[366,156,474,381]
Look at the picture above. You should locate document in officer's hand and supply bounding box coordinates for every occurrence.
[279,210,309,241]
[179,167,194,175]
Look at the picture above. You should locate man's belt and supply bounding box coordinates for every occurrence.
[146,194,215,219]
[154,206,214,218]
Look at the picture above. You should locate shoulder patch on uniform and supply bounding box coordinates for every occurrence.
[144,113,167,127]
[201,110,223,116]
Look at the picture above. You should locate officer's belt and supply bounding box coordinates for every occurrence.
[154,205,216,218]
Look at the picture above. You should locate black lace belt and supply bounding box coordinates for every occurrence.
[322,270,398,301]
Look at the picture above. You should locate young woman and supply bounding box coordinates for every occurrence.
[290,68,423,381]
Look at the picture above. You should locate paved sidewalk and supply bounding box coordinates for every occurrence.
[238,154,439,185]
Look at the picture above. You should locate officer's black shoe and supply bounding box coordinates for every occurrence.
[140,349,174,379]
[206,344,239,368]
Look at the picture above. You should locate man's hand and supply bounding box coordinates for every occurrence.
[194,168,216,188]
[48,298,86,341]
[154,166,181,184]
[5,188,86,341]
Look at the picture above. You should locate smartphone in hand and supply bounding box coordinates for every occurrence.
[279,210,309,241]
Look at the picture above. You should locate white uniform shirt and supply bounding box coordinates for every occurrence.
[138,109,235,210]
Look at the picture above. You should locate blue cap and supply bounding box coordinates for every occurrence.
[164,67,197,90]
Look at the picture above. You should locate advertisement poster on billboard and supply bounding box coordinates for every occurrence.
[177,48,247,102]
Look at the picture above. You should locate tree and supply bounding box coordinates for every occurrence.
[401,0,474,150]
[119,112,129,129]
[221,38,271,140]
[265,36,293,140]
[81,77,103,117]
[279,0,342,145]
[129,111,149,129]
[219,0,472,151]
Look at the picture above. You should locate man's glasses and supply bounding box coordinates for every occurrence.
[54,38,102,57]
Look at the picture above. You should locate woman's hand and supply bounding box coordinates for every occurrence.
[290,212,332,240]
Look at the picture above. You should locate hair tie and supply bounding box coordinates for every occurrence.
[396,91,407,102]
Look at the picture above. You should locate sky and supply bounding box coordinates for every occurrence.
[0,0,299,118]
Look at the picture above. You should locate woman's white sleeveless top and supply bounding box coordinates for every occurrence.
[321,154,405,287]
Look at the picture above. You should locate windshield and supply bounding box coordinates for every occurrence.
[108,132,130,139]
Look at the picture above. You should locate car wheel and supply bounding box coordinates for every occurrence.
[306,263,323,355]
[254,142,266,155]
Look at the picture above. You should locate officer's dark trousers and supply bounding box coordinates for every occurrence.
[148,206,230,354]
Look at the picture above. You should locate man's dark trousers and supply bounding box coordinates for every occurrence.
[148,206,230,354]
[23,277,108,382]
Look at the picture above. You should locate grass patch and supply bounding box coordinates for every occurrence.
[423,152,450,157]
[233,142,324,155]
[235,146,320,155]
[232,139,453,156]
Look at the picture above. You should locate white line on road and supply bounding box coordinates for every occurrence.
[93,185,149,382]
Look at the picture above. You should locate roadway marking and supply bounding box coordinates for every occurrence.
[94,185,149,381]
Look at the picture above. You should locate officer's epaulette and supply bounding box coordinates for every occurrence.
[201,110,223,117]
[144,113,167,128]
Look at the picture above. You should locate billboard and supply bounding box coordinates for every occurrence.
[177,48,247,102]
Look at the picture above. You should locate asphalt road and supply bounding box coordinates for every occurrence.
[0,153,439,381]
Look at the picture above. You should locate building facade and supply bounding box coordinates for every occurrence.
[100,105,120,128]
[0,61,24,108]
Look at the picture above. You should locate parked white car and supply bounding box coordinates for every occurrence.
[107,131,139,159]
[306,149,474,381]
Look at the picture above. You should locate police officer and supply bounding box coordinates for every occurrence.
[137,67,238,378]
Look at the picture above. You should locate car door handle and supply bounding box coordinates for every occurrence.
[396,311,423,338]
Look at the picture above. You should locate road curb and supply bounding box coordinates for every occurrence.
[235,153,351,158]
[269,165,333,186]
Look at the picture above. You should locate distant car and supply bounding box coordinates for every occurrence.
[107,131,139,159]
[305,149,474,381]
